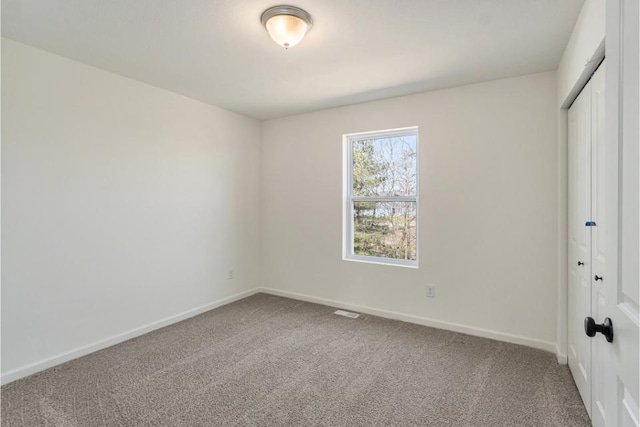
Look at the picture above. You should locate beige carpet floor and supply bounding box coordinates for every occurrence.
[2,293,590,426]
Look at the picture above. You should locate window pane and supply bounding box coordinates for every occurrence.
[353,201,417,260]
[352,135,417,197]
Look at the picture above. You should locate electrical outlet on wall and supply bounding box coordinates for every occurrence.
[426,285,435,298]
[227,269,234,280]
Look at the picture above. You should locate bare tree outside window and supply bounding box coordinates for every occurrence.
[345,129,418,265]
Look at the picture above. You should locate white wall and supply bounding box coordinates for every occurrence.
[555,0,606,361]
[1,39,261,378]
[260,72,559,351]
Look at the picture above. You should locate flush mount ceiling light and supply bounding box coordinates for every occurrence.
[261,5,313,49]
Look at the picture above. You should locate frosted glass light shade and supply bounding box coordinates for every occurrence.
[265,15,308,48]
[261,6,313,49]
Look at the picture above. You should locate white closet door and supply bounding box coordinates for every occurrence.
[589,63,608,427]
[567,77,593,414]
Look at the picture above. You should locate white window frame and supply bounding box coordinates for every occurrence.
[342,126,419,268]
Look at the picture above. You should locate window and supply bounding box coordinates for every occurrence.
[343,127,418,267]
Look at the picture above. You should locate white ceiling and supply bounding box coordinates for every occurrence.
[2,0,584,120]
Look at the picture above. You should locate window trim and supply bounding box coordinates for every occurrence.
[342,126,419,268]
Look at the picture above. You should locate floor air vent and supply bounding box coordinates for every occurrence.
[334,310,360,319]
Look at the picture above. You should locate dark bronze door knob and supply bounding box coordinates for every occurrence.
[584,317,614,343]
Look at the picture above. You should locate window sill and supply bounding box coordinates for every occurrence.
[343,255,418,269]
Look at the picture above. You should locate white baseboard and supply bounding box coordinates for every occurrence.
[1,287,261,385]
[555,344,568,365]
[258,287,561,358]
